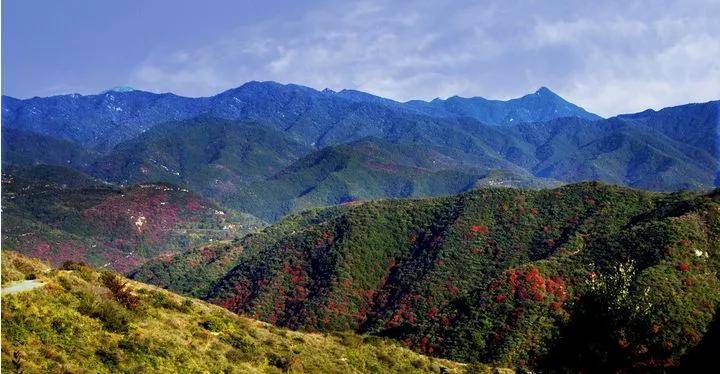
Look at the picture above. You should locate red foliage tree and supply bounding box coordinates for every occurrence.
[471,225,489,234]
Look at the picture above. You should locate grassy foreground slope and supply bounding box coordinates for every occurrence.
[0,252,485,373]
[135,182,720,371]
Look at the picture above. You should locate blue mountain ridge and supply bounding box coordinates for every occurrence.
[2,81,601,151]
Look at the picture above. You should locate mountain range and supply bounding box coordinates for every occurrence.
[3,82,718,223]
[3,81,720,372]
[2,82,601,150]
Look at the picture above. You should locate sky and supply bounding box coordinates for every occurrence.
[2,0,719,117]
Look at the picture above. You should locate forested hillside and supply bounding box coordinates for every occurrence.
[2,165,263,272]
[134,183,720,371]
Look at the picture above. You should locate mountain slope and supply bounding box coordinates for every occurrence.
[504,108,718,190]
[1,90,208,151]
[134,183,720,371]
[1,165,264,273]
[90,117,311,197]
[0,252,475,373]
[616,101,719,158]
[224,138,558,221]
[1,128,98,169]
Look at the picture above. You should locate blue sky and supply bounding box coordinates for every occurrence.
[3,0,719,116]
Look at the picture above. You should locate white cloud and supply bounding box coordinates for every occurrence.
[545,14,720,115]
[128,0,720,116]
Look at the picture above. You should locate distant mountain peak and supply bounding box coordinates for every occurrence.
[534,86,555,96]
[101,86,135,94]
[400,86,602,123]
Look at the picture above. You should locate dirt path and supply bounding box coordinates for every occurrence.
[1,279,45,296]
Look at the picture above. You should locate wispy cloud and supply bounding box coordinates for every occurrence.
[129,0,720,116]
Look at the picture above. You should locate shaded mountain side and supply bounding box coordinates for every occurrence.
[82,112,543,189]
[1,118,554,224]
[503,105,718,190]
[677,305,720,371]
[1,251,476,373]
[3,81,715,192]
[1,165,264,273]
[617,100,720,158]
[1,128,99,169]
[222,138,559,221]
[89,118,311,197]
[2,163,101,189]
[134,183,720,371]
[1,90,208,151]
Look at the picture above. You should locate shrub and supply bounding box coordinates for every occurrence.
[101,272,141,310]
[1,250,48,284]
[96,302,133,333]
[61,261,89,271]
[363,336,383,347]
[222,331,256,352]
[466,362,493,373]
[200,316,229,332]
[118,334,170,358]
[267,352,291,370]
[336,332,363,348]
[77,296,133,333]
[149,291,192,312]
[411,359,427,369]
[375,351,394,366]
[181,299,194,311]
[95,347,122,367]
[225,348,256,363]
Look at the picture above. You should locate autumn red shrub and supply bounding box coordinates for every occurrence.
[490,266,567,310]
[446,282,459,296]
[101,272,140,310]
[471,225,489,234]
